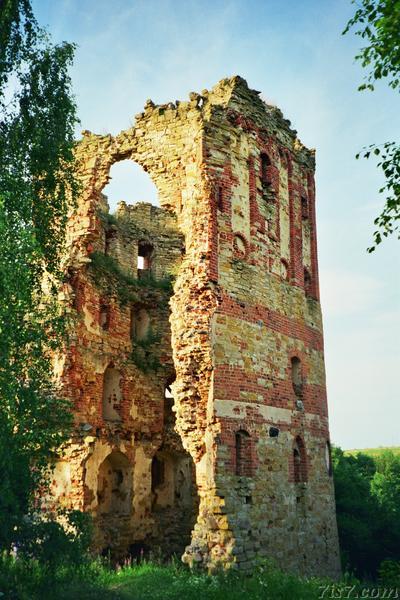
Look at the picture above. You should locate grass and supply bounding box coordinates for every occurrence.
[0,556,396,600]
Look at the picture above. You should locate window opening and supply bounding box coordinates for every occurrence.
[102,160,158,212]
[304,268,312,296]
[102,365,122,421]
[260,152,271,187]
[325,440,332,476]
[301,196,309,219]
[164,381,175,426]
[235,430,252,476]
[293,436,307,483]
[151,456,165,492]
[217,186,224,211]
[137,241,153,277]
[99,302,110,331]
[291,357,303,398]
[105,229,117,256]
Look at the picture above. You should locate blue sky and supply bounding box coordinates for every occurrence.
[33,0,399,449]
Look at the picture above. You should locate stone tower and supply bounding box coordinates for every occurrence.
[52,76,341,577]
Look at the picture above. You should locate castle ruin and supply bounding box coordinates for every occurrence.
[52,76,341,576]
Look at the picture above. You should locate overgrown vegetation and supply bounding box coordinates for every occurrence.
[0,0,78,554]
[131,324,162,373]
[88,251,173,306]
[1,555,394,600]
[2,447,400,598]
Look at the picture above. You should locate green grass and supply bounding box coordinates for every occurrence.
[0,556,395,600]
[344,447,400,457]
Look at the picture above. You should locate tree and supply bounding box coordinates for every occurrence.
[0,1,79,550]
[332,447,400,577]
[343,0,400,252]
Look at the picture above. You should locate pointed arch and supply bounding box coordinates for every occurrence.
[235,429,252,477]
[293,435,307,483]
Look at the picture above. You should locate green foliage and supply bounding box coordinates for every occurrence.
[343,0,400,251]
[378,559,400,587]
[0,0,78,552]
[332,446,400,578]
[356,141,400,251]
[88,251,173,306]
[0,558,346,600]
[343,0,400,92]
[131,324,162,373]
[2,555,400,600]
[17,509,93,567]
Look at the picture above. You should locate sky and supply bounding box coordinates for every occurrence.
[33,0,399,450]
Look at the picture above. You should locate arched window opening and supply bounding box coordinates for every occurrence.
[260,152,271,187]
[279,148,287,168]
[105,228,117,256]
[325,440,333,476]
[217,185,224,211]
[235,430,252,477]
[291,357,303,397]
[97,451,132,515]
[304,268,312,296]
[70,275,83,311]
[102,160,158,213]
[281,259,289,281]
[164,379,175,426]
[102,365,122,421]
[99,302,110,331]
[137,241,153,277]
[131,307,150,342]
[293,436,307,483]
[151,456,165,492]
[301,196,309,219]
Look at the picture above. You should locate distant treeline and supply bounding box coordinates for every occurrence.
[333,446,400,580]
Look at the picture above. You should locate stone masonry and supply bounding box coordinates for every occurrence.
[51,76,341,576]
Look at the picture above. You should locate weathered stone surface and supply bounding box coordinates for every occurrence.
[50,75,340,577]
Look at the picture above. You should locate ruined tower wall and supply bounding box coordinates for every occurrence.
[180,80,339,576]
[51,76,340,576]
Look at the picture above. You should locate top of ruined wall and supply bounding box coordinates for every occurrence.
[203,76,314,166]
[75,74,315,192]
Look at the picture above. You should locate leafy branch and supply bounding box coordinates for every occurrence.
[343,0,400,251]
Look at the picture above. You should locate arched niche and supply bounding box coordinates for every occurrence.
[151,449,196,513]
[149,447,199,557]
[281,258,289,281]
[99,301,110,331]
[102,365,122,421]
[304,268,312,296]
[301,196,309,219]
[260,152,272,188]
[325,440,333,476]
[235,429,252,477]
[102,160,159,212]
[131,307,150,342]
[291,356,303,397]
[293,436,307,483]
[97,451,132,515]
